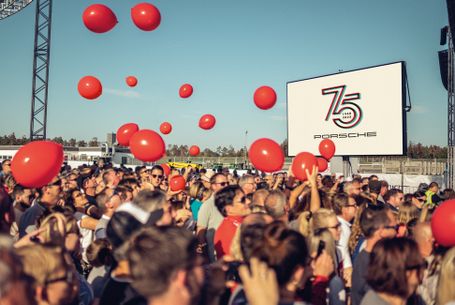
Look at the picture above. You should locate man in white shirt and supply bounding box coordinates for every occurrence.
[332,192,357,286]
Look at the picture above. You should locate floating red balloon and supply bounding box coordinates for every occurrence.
[11,141,64,188]
[199,114,216,130]
[179,84,193,98]
[189,145,200,157]
[431,200,455,247]
[159,122,172,135]
[129,129,165,162]
[116,123,139,146]
[78,76,102,100]
[82,4,117,33]
[170,175,186,192]
[317,158,328,172]
[253,86,277,110]
[248,138,284,173]
[160,163,170,176]
[126,76,138,87]
[131,3,161,31]
[291,152,318,181]
[319,139,336,160]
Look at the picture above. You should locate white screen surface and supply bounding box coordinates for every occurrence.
[287,62,405,156]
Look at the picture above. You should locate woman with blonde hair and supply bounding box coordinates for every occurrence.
[396,202,420,237]
[15,244,78,305]
[436,247,455,305]
[307,229,345,305]
[188,182,211,221]
[298,208,341,242]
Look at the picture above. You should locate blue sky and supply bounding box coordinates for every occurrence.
[0,0,448,149]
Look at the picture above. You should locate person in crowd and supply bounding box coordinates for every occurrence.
[95,188,122,239]
[127,226,204,305]
[214,185,250,258]
[0,159,11,179]
[86,238,113,301]
[16,244,79,305]
[384,189,404,214]
[361,237,425,305]
[425,182,442,208]
[368,180,384,206]
[188,182,211,222]
[308,229,345,305]
[19,179,62,238]
[396,202,419,236]
[436,247,455,305]
[351,207,398,305]
[239,175,257,195]
[148,165,165,190]
[344,180,362,199]
[197,173,228,262]
[332,192,357,286]
[264,190,289,223]
[102,169,120,189]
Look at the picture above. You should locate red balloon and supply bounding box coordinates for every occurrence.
[78,76,102,100]
[179,83,193,98]
[317,158,328,172]
[126,76,138,87]
[199,114,216,130]
[319,139,336,160]
[189,145,200,157]
[291,152,318,181]
[254,86,277,110]
[116,123,139,146]
[170,175,186,192]
[11,141,64,188]
[129,129,165,162]
[248,138,284,173]
[159,122,172,135]
[160,163,170,176]
[82,4,117,33]
[131,3,161,31]
[431,200,455,247]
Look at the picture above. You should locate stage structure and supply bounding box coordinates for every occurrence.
[0,0,52,141]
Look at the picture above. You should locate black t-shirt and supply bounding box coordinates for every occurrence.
[99,278,146,305]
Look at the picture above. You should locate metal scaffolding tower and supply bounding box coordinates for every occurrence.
[29,0,52,140]
[448,29,455,188]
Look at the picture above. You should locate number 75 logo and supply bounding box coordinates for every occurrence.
[322,85,363,129]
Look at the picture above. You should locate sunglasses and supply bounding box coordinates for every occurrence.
[213,182,228,187]
[152,174,164,179]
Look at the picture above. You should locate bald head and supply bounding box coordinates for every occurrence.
[252,189,270,206]
[264,190,288,220]
[412,222,434,258]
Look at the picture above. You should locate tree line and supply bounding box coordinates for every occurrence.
[0,133,448,159]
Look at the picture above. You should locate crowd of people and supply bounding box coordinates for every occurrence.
[0,157,454,305]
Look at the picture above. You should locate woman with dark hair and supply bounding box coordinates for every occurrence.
[361,237,425,305]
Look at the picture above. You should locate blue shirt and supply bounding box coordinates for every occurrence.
[190,198,203,221]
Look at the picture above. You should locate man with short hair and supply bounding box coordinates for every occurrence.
[94,188,122,239]
[197,173,228,262]
[9,185,32,239]
[127,226,203,305]
[344,181,361,198]
[18,181,62,237]
[82,176,98,205]
[133,189,172,226]
[251,189,269,207]
[383,188,404,214]
[103,169,120,189]
[238,175,256,195]
[214,185,250,259]
[351,207,397,305]
[264,190,288,223]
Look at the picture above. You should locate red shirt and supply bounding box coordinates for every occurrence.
[214,215,243,259]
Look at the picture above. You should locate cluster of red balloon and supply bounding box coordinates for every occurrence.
[11,141,64,188]
[248,138,284,173]
[170,175,186,191]
[82,3,161,33]
[116,124,165,162]
[290,140,335,181]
